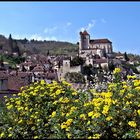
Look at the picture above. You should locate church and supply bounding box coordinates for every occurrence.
[79,30,113,58]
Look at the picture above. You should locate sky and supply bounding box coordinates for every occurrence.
[0,2,140,55]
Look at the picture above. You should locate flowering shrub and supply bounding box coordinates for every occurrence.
[0,68,140,139]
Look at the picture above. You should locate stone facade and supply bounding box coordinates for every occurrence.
[79,30,113,57]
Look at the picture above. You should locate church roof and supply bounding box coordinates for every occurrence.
[90,39,112,44]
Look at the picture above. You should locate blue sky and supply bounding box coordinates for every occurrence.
[0,2,140,54]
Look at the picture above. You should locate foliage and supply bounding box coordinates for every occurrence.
[64,72,85,84]
[108,61,115,72]
[124,52,130,61]
[70,56,85,66]
[0,68,140,139]
[0,54,25,66]
[82,64,93,76]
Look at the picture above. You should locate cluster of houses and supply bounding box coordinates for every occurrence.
[0,30,140,95]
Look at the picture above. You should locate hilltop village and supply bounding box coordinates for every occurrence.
[0,30,140,95]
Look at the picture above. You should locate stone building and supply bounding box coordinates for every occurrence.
[79,30,113,58]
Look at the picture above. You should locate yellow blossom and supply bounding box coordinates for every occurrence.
[34,136,38,139]
[106,116,113,121]
[8,127,12,131]
[61,123,67,129]
[0,132,4,138]
[80,114,86,120]
[18,119,23,124]
[128,121,137,128]
[67,133,72,139]
[92,113,101,119]
[7,104,13,110]
[8,134,12,137]
[127,75,136,80]
[88,111,94,117]
[87,121,90,125]
[113,68,121,74]
[93,133,101,139]
[56,89,61,95]
[137,110,140,116]
[51,111,56,118]
[102,105,109,115]
[72,92,77,96]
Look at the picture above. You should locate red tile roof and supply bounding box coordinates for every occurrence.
[90,39,112,44]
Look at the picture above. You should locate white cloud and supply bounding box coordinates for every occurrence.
[80,19,96,32]
[12,34,27,39]
[101,18,106,23]
[44,26,57,34]
[11,34,57,41]
[29,34,57,41]
[87,20,96,31]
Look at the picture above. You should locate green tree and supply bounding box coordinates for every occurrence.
[9,34,13,53]
[65,72,85,83]
[124,52,130,61]
[82,64,93,76]
[108,61,115,72]
[70,56,85,66]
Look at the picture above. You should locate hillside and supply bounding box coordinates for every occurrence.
[0,34,79,57]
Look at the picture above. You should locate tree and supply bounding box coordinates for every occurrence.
[70,56,85,66]
[82,64,93,76]
[8,34,13,53]
[108,61,115,72]
[124,52,130,61]
[13,40,21,56]
[65,72,85,83]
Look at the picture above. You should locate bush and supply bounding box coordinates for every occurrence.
[0,68,140,139]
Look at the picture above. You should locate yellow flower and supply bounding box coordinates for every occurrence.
[127,75,136,80]
[106,116,113,121]
[67,133,72,139]
[34,136,38,139]
[62,97,69,103]
[80,114,86,120]
[128,121,137,128]
[8,134,12,137]
[74,99,79,102]
[72,92,77,96]
[133,80,140,87]
[88,111,94,117]
[61,123,67,129]
[7,104,13,110]
[53,101,58,105]
[137,110,140,116]
[88,136,92,139]
[93,133,101,139]
[55,89,61,95]
[92,113,101,119]
[0,132,5,138]
[113,68,121,74]
[18,119,23,124]
[25,107,28,111]
[8,127,12,131]
[123,85,127,89]
[87,121,90,125]
[40,80,45,85]
[66,119,73,126]
[102,105,109,115]
[51,111,56,118]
